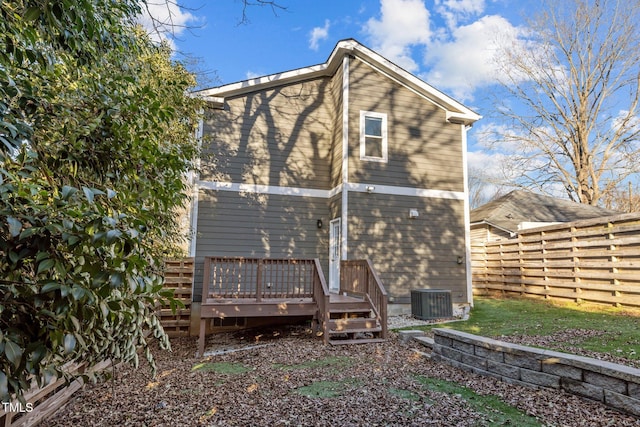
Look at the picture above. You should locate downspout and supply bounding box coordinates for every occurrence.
[341,55,350,261]
[460,123,473,307]
[188,114,204,257]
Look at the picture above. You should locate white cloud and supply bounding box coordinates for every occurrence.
[137,1,200,50]
[435,0,486,29]
[363,0,432,72]
[423,15,524,101]
[361,1,528,101]
[613,110,640,134]
[467,149,505,176]
[309,20,331,51]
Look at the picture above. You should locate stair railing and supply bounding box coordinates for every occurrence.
[312,259,330,344]
[340,259,388,339]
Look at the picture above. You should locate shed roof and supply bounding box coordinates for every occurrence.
[470,190,618,232]
[194,38,481,126]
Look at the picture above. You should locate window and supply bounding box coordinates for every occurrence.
[359,111,388,162]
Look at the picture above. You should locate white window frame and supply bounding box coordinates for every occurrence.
[359,110,388,163]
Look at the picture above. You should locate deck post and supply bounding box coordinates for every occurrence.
[198,318,206,356]
[198,257,213,356]
[255,260,263,302]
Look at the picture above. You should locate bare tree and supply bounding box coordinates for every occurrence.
[487,0,640,205]
[467,166,511,209]
[600,181,640,212]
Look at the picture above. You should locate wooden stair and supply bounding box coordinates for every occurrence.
[327,295,385,345]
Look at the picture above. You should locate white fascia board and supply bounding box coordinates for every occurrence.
[446,111,482,126]
[194,41,354,99]
[197,64,331,98]
[188,93,225,109]
[201,96,225,109]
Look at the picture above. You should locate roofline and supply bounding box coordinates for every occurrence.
[194,39,481,126]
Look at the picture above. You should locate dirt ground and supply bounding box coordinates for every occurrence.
[44,326,640,427]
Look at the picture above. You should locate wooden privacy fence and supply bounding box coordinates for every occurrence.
[472,213,640,308]
[158,258,194,336]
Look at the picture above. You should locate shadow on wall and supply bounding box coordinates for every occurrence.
[194,65,468,304]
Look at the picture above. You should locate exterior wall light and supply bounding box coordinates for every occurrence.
[409,209,419,218]
[317,219,323,229]
[457,256,463,264]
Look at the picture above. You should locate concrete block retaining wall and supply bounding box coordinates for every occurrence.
[431,328,640,417]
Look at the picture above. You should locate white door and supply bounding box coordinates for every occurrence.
[329,218,341,293]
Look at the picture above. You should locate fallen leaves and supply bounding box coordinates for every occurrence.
[42,325,640,426]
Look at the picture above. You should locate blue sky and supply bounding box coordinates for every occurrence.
[141,0,536,190]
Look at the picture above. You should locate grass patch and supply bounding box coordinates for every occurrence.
[293,379,360,398]
[191,361,251,375]
[417,376,542,426]
[405,297,640,360]
[274,356,353,371]
[388,387,422,402]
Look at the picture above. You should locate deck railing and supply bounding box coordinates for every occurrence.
[201,257,330,339]
[340,259,388,338]
[203,257,317,301]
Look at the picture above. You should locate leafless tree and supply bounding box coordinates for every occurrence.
[600,182,640,212]
[467,166,511,209]
[140,0,286,36]
[487,0,640,205]
[239,0,286,25]
[138,1,286,88]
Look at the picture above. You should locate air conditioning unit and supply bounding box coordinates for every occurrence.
[411,289,452,320]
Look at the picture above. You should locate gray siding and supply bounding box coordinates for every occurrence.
[347,192,467,303]
[329,193,341,221]
[192,51,471,303]
[347,58,464,191]
[200,78,334,190]
[193,190,330,301]
[329,68,343,188]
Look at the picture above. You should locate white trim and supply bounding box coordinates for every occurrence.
[197,181,332,198]
[329,218,341,292]
[188,184,199,257]
[188,117,205,257]
[346,182,464,200]
[341,55,350,261]
[460,124,473,306]
[197,180,465,201]
[359,111,388,162]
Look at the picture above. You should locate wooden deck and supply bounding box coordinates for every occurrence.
[198,257,388,355]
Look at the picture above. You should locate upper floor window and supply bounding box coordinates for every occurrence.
[359,111,388,162]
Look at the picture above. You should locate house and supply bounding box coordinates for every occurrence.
[470,190,617,244]
[189,39,481,321]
